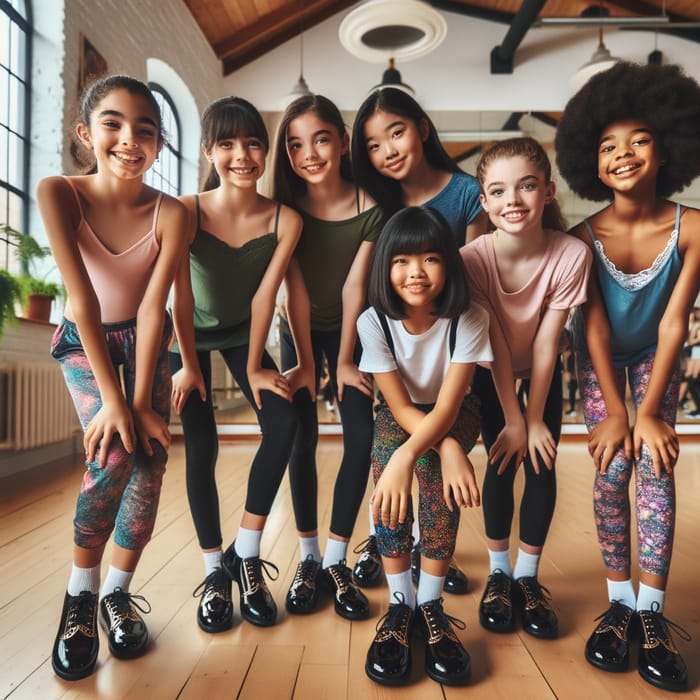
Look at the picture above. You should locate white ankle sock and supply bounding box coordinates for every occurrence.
[202,549,223,577]
[100,566,134,598]
[411,519,420,550]
[368,502,376,537]
[606,578,636,610]
[299,536,321,562]
[67,564,100,596]
[386,569,416,609]
[234,527,262,559]
[488,549,513,577]
[513,549,540,580]
[416,570,445,606]
[322,538,348,569]
[637,582,665,613]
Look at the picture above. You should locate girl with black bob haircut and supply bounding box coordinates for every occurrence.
[358,206,492,687]
[369,206,470,321]
[555,62,700,693]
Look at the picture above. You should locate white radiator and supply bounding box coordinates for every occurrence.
[0,361,78,450]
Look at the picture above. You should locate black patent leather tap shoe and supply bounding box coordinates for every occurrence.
[411,546,468,594]
[52,591,99,681]
[365,596,414,686]
[100,587,151,659]
[585,601,635,672]
[417,598,471,686]
[221,541,278,627]
[286,555,321,615]
[479,570,515,633]
[319,560,370,620]
[513,576,559,639]
[637,605,689,692]
[193,567,234,632]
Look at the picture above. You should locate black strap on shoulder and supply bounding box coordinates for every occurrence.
[378,312,457,359]
[376,311,396,361]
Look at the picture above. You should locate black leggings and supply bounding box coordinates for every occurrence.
[280,321,374,538]
[472,362,562,548]
[169,347,297,550]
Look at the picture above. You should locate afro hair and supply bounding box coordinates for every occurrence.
[555,61,700,201]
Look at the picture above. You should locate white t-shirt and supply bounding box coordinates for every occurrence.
[357,303,493,404]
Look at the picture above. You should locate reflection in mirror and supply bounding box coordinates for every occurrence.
[208,110,700,430]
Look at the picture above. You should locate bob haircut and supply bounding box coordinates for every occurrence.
[272,94,353,208]
[477,137,567,232]
[350,87,460,220]
[555,61,700,201]
[200,96,269,192]
[368,206,469,320]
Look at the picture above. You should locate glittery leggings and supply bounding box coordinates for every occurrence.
[51,317,172,551]
[370,395,481,561]
[576,352,679,577]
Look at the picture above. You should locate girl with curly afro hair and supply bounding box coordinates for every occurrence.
[555,61,700,693]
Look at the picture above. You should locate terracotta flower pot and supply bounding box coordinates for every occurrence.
[24,293,53,322]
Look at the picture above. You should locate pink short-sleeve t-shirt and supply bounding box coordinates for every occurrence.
[461,230,592,377]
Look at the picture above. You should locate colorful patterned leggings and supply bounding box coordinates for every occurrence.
[576,352,678,577]
[370,395,481,561]
[51,317,172,551]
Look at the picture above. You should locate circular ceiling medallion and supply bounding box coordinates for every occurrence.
[339,0,447,63]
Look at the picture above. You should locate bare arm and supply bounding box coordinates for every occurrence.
[283,256,316,399]
[465,210,490,244]
[132,196,189,453]
[525,307,569,472]
[36,176,134,466]
[337,240,375,401]
[247,205,303,408]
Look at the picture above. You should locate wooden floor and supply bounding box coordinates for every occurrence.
[2,438,700,700]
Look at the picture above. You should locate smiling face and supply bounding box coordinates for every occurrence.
[597,119,663,196]
[204,134,267,188]
[285,111,348,185]
[78,88,161,179]
[363,109,428,181]
[479,155,554,235]
[389,249,446,313]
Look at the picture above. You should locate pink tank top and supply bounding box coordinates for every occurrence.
[63,178,162,323]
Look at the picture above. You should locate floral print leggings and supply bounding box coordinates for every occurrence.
[51,317,172,551]
[371,395,481,561]
[576,351,679,577]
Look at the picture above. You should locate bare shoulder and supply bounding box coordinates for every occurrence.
[36,175,74,202]
[276,202,303,237]
[156,193,189,241]
[679,205,700,253]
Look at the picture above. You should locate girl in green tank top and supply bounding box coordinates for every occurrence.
[169,96,302,630]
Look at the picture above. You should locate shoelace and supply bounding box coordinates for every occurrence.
[639,603,691,651]
[192,569,230,604]
[353,536,379,562]
[103,587,151,627]
[62,592,97,639]
[591,601,633,638]
[242,557,279,594]
[421,599,466,643]
[518,578,553,611]
[483,569,511,605]
[291,557,319,589]
[326,560,353,593]
[374,592,412,644]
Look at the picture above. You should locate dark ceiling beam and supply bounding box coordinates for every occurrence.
[219,0,357,75]
[490,0,547,74]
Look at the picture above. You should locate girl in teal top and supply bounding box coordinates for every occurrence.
[271,94,380,620]
[170,96,302,630]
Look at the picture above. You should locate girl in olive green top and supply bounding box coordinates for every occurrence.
[169,97,302,630]
[272,95,381,620]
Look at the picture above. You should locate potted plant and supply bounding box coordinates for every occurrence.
[0,268,23,339]
[1,224,62,322]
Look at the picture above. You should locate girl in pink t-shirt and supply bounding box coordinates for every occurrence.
[461,137,591,641]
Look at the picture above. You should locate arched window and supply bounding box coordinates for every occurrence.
[1,0,31,270]
[145,83,181,196]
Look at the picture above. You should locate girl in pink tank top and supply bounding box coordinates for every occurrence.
[36,75,188,682]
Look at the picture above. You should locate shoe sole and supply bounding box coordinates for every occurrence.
[584,650,629,673]
[197,615,234,633]
[425,664,471,686]
[52,657,97,681]
[521,624,559,640]
[638,666,688,692]
[479,617,516,634]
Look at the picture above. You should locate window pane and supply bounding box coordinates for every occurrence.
[0,67,8,125]
[0,125,8,182]
[9,74,26,134]
[10,21,27,82]
[8,131,24,189]
[0,13,9,67]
